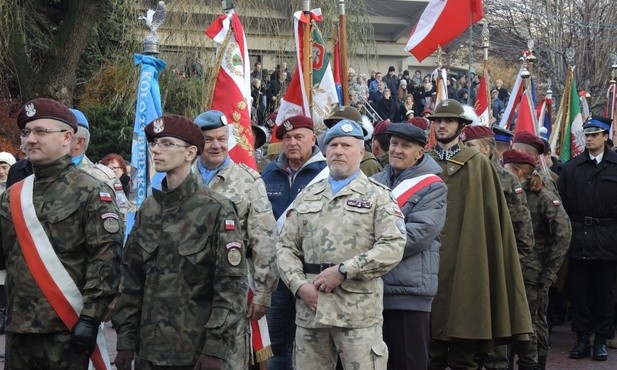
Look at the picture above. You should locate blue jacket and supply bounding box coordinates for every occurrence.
[372,154,447,312]
[262,147,327,220]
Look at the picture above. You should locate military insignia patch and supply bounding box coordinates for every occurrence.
[397,219,406,234]
[341,123,353,133]
[103,217,120,233]
[552,200,561,206]
[514,187,524,194]
[25,103,36,117]
[225,219,236,230]
[226,241,242,250]
[283,120,293,131]
[99,192,113,202]
[153,118,164,133]
[228,248,242,266]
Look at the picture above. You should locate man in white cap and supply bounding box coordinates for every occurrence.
[0,152,16,194]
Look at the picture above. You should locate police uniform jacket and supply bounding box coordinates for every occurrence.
[262,147,327,219]
[557,145,617,260]
[114,173,247,365]
[277,172,406,329]
[203,160,278,307]
[0,155,123,332]
[372,154,447,312]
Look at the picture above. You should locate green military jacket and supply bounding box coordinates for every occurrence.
[114,173,247,365]
[277,172,405,329]
[204,160,278,307]
[0,155,123,332]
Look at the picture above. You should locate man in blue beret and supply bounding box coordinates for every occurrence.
[372,123,447,369]
[558,115,617,361]
[193,109,278,367]
[277,119,406,369]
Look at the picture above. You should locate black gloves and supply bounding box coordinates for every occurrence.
[114,350,134,370]
[70,315,100,355]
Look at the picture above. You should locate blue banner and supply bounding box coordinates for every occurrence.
[127,54,166,235]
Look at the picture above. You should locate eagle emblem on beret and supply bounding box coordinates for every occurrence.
[25,103,36,117]
[153,118,164,133]
[220,115,228,125]
[283,120,293,131]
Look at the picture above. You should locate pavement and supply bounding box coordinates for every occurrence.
[0,323,614,369]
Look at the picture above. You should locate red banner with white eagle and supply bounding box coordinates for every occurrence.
[205,10,256,169]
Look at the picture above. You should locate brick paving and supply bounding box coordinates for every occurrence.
[0,323,614,369]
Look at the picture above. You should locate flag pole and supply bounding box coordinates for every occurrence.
[339,0,349,106]
[481,21,489,105]
[303,0,312,107]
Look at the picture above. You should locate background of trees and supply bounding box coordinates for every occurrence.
[2,0,617,159]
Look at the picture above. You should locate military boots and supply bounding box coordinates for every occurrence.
[569,332,591,359]
[593,335,608,361]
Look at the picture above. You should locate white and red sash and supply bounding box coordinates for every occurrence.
[9,175,111,370]
[391,174,443,208]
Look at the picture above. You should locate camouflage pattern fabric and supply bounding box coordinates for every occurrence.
[0,155,123,333]
[277,172,405,329]
[6,331,90,369]
[114,173,247,366]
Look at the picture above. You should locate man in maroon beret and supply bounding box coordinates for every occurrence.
[371,119,391,167]
[512,131,559,194]
[114,114,247,370]
[261,114,327,368]
[1,98,123,368]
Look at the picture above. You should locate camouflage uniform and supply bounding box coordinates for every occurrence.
[516,185,571,367]
[484,160,536,370]
[114,173,248,367]
[78,155,129,215]
[0,155,123,369]
[200,160,278,367]
[277,173,406,370]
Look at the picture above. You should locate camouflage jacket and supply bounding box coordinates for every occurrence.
[277,172,406,329]
[0,155,123,332]
[201,160,278,307]
[78,156,129,215]
[114,173,247,365]
[491,159,536,283]
[524,184,572,288]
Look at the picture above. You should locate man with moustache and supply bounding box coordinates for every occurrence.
[427,99,532,369]
[277,119,405,369]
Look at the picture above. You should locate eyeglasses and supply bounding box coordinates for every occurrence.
[147,141,191,150]
[20,128,68,138]
[107,166,122,171]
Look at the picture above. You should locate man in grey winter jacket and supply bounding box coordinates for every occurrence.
[372,122,447,370]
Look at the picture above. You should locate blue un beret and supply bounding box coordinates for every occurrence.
[583,116,611,134]
[324,119,365,144]
[70,109,89,130]
[194,110,228,131]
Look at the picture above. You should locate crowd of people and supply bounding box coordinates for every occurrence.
[0,67,615,370]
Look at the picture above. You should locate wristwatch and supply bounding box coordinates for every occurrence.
[338,263,347,280]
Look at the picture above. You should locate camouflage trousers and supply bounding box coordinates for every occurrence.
[6,331,90,369]
[226,316,250,369]
[294,324,388,370]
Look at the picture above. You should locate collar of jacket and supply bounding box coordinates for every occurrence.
[153,172,200,206]
[32,154,72,180]
[306,172,369,200]
[570,144,617,166]
[274,145,326,172]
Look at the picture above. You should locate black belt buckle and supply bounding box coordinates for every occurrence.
[584,217,594,226]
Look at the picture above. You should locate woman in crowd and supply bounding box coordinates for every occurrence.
[100,153,130,196]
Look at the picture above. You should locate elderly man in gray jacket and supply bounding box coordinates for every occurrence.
[372,123,447,370]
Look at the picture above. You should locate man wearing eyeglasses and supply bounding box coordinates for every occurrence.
[0,98,123,369]
[193,110,278,368]
[113,114,248,370]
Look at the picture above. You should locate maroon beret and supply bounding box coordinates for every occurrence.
[373,119,391,136]
[275,115,314,140]
[513,131,545,154]
[145,114,205,155]
[460,125,493,142]
[265,111,278,128]
[407,117,429,130]
[17,98,78,132]
[502,149,536,168]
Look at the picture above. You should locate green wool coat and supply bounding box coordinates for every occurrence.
[429,146,533,350]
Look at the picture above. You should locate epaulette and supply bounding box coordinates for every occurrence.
[368,177,391,190]
[238,162,262,180]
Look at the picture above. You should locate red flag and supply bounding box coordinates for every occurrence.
[205,11,256,169]
[514,92,537,135]
[474,75,490,126]
[405,0,484,62]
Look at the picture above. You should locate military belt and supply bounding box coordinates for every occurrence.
[571,216,617,226]
[303,262,336,274]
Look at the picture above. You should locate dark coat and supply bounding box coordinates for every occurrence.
[429,146,532,348]
[557,146,617,260]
